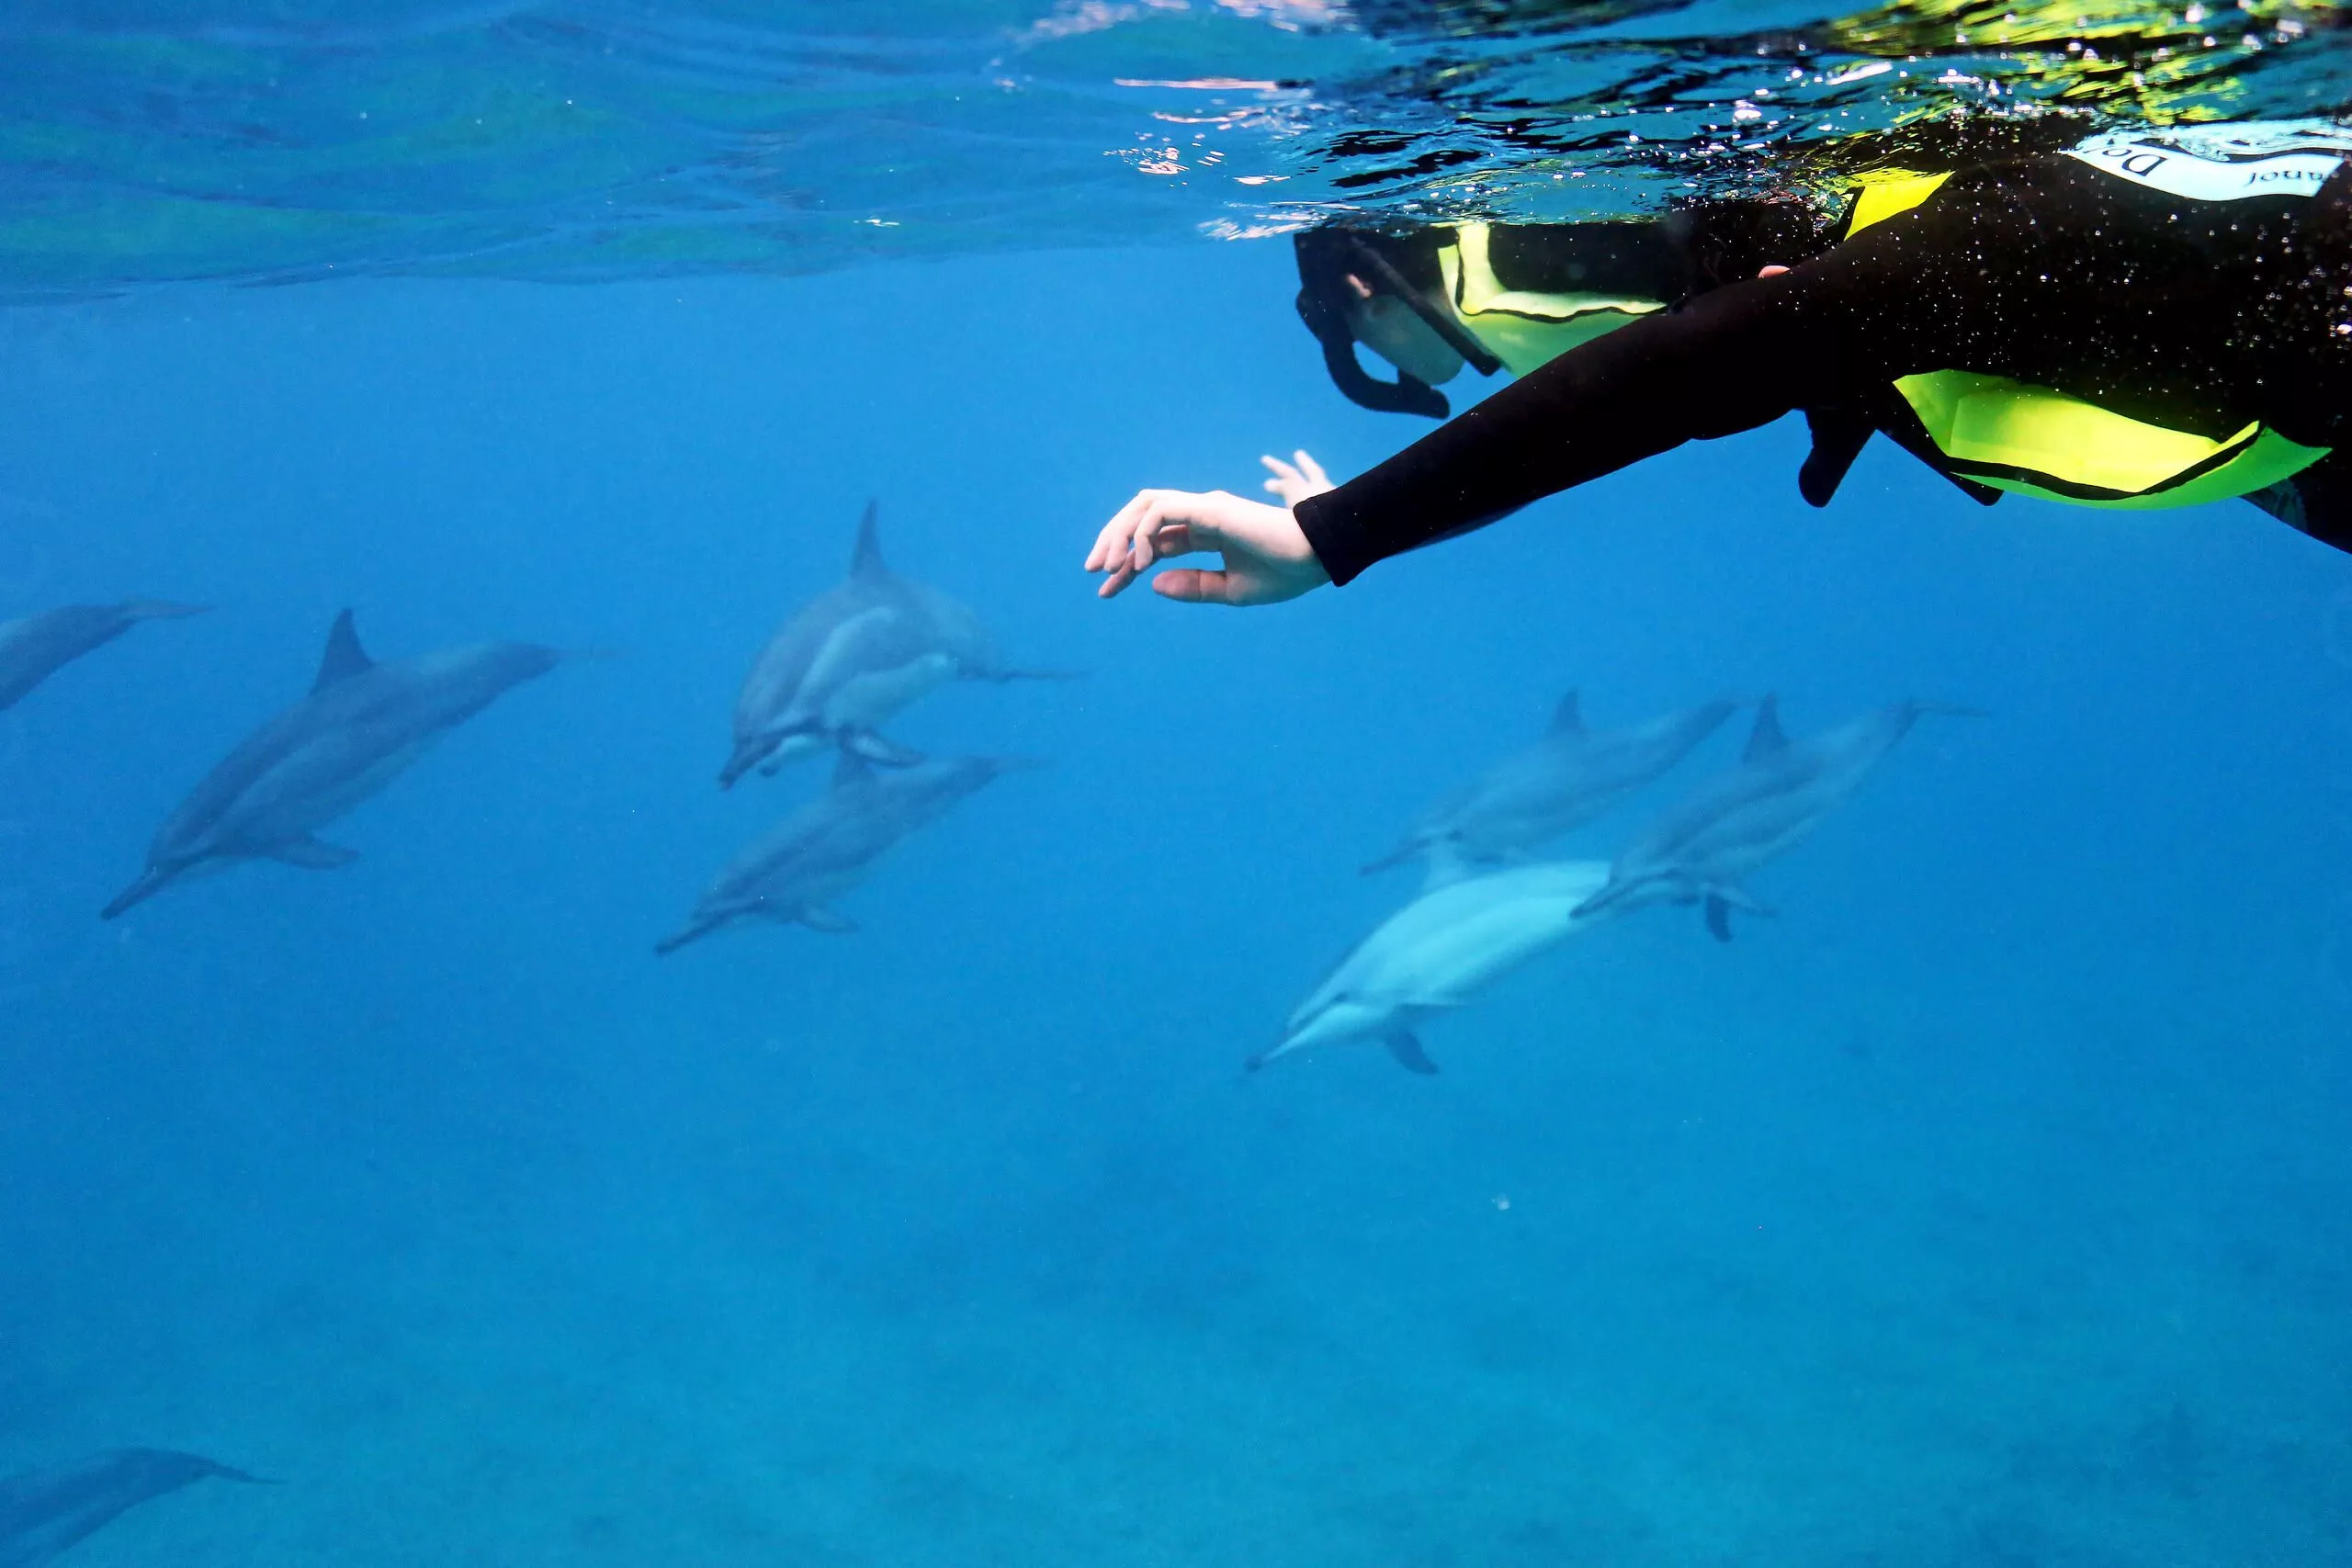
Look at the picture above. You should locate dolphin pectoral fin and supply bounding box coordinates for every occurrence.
[842,728,923,768]
[797,907,860,934]
[1359,841,1419,876]
[1705,896,1735,943]
[1710,884,1774,918]
[99,867,174,920]
[268,837,360,871]
[1385,1031,1440,1076]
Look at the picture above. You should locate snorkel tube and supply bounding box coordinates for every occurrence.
[1294,227,1504,419]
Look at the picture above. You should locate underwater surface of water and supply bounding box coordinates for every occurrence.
[5,3,2352,1566]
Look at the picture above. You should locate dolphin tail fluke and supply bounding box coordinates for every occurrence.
[120,600,210,621]
[653,918,721,956]
[99,866,173,920]
[1385,1031,1440,1076]
[201,1460,280,1484]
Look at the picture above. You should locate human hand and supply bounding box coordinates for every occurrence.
[1260,449,1334,507]
[1084,488,1330,606]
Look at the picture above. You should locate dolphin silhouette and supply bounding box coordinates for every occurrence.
[0,1448,269,1568]
[101,610,565,919]
[1572,694,1980,940]
[1254,858,1617,1076]
[719,502,1064,787]
[1364,692,1736,874]
[0,602,207,713]
[660,751,1021,953]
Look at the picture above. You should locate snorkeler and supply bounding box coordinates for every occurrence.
[1085,121,2352,606]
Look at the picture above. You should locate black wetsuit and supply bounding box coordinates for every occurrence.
[1296,158,2352,579]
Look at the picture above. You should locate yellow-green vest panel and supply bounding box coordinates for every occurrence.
[1848,167,2330,508]
[1436,223,1663,377]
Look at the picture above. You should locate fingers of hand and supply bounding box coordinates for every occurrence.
[1086,491,1158,572]
[1153,568,1241,606]
[1294,449,1330,489]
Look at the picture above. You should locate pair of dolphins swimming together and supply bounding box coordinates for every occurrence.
[1258,694,1979,1076]
[657,503,1064,952]
[3,504,1049,931]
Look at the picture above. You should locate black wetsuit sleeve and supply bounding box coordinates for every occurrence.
[1295,158,2352,581]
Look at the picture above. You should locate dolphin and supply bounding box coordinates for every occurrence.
[720,502,1060,788]
[0,602,208,713]
[1253,858,1617,1076]
[0,1448,269,1568]
[1572,694,1979,941]
[101,610,565,919]
[659,751,1020,953]
[1364,692,1736,874]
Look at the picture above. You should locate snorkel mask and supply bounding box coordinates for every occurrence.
[1294,227,1504,418]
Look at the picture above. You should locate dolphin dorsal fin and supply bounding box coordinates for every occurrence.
[831,748,878,792]
[1549,690,1583,735]
[311,610,375,692]
[848,501,888,581]
[1743,694,1788,763]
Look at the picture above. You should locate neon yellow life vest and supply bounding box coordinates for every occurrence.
[1847,169,2330,510]
[1435,223,1663,377]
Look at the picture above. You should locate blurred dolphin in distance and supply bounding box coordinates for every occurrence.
[1364,691,1738,874]
[1254,857,1619,1077]
[0,1448,269,1568]
[659,751,1023,953]
[0,602,207,713]
[720,501,1070,788]
[101,609,566,919]
[1573,694,1980,941]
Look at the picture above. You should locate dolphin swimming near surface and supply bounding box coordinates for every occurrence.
[659,750,1021,953]
[719,502,1063,788]
[1572,694,1979,941]
[0,1448,269,1568]
[101,609,566,919]
[1363,691,1737,874]
[1254,858,1618,1076]
[0,602,208,713]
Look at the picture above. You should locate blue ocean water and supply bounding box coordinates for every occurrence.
[6,7,2352,1562]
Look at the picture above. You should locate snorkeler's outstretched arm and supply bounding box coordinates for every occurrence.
[1086,488,1331,604]
[1292,257,1879,583]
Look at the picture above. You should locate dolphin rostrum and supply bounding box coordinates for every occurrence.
[1364,692,1736,874]
[1254,858,1618,1077]
[0,1448,269,1568]
[101,610,565,919]
[660,751,1020,953]
[0,602,208,713]
[1572,694,1978,941]
[720,502,1061,788]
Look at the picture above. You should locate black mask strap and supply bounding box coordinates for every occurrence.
[1296,284,1452,417]
[1340,238,1505,378]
